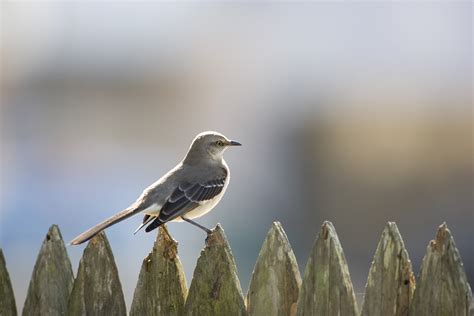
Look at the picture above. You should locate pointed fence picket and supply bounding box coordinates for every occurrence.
[184,224,246,316]
[410,223,472,316]
[130,225,187,316]
[361,222,415,316]
[22,225,74,316]
[297,221,358,316]
[1,221,471,316]
[246,222,301,316]
[67,232,126,316]
[0,249,17,316]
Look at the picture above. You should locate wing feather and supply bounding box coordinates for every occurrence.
[144,176,227,232]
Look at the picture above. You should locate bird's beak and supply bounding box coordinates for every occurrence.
[228,140,242,146]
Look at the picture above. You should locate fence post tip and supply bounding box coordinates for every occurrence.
[205,223,227,247]
[23,224,74,316]
[130,224,187,316]
[297,221,358,316]
[68,230,126,316]
[155,224,179,260]
[247,221,301,316]
[361,221,414,316]
[184,223,246,315]
[411,222,472,315]
[321,221,336,240]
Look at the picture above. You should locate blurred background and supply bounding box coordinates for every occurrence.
[1,1,472,312]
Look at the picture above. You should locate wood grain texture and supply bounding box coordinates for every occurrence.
[247,222,301,316]
[22,225,74,316]
[0,249,17,316]
[130,225,187,316]
[411,223,472,316]
[297,221,358,316]
[67,232,126,316]
[184,224,247,316]
[361,222,415,316]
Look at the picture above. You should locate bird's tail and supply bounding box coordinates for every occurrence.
[133,215,155,235]
[69,205,141,245]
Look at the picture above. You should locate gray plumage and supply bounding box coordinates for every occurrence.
[70,131,241,245]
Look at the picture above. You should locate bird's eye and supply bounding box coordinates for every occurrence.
[216,140,224,147]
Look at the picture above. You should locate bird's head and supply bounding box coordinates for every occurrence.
[184,131,241,164]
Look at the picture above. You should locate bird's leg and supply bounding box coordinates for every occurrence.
[181,216,212,234]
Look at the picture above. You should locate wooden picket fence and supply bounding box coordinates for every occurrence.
[0,221,472,316]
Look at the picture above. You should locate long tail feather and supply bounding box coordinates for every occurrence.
[70,205,141,245]
[133,215,155,235]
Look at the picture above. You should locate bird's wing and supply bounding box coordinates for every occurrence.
[144,177,226,232]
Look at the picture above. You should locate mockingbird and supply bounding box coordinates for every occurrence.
[70,131,241,245]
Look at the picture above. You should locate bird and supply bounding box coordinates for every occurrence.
[70,131,241,245]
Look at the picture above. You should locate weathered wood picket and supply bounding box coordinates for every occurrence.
[0,221,472,316]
